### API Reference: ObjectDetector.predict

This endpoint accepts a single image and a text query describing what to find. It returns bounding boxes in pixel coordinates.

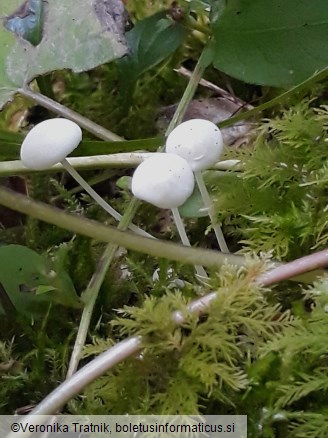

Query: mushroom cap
[20,118,82,170]
[131,153,195,209]
[166,119,224,171]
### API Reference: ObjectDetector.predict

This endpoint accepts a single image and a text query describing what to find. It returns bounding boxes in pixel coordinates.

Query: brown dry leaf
[156,97,254,146]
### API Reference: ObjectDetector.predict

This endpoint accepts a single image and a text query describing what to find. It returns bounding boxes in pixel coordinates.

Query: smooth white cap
[20,118,82,170]
[131,153,195,209]
[166,119,224,171]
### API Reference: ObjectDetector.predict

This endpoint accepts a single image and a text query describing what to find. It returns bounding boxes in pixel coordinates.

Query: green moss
[213,101,328,260]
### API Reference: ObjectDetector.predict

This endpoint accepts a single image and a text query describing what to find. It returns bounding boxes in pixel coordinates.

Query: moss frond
[213,101,328,260]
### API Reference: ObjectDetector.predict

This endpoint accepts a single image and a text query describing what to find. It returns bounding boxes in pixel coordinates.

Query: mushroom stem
[61,159,153,239]
[171,207,208,279]
[194,171,229,253]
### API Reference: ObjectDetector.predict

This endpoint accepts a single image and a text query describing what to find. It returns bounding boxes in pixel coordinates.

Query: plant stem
[165,47,210,136]
[0,156,241,177]
[18,87,123,142]
[257,249,328,286]
[0,185,322,284]
[175,249,328,319]
[194,171,229,253]
[0,187,243,270]
[66,198,140,377]
[219,66,328,129]
[51,170,115,201]
[182,14,211,36]
[36,75,55,101]
[171,208,208,279]
[61,159,153,239]
[5,337,144,438]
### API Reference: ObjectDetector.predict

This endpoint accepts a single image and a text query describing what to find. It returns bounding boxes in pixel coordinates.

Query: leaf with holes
[211,0,328,87]
[0,245,80,317]
[0,0,129,109]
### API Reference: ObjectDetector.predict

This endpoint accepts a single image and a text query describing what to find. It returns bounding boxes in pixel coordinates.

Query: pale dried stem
[194,171,229,253]
[0,157,241,177]
[172,207,208,279]
[61,159,153,238]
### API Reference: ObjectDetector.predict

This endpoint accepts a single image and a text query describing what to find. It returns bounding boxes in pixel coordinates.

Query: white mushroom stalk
[20,118,152,238]
[166,119,229,253]
[132,153,207,278]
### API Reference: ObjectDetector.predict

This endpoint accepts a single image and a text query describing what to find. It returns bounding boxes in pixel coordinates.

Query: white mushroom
[20,118,82,170]
[165,118,224,171]
[20,118,152,238]
[131,153,195,209]
[166,119,229,253]
[132,152,207,279]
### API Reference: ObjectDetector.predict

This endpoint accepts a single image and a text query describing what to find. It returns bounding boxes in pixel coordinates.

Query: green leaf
[0,244,52,316]
[75,136,163,157]
[179,170,225,218]
[116,175,132,191]
[0,4,18,110]
[0,133,163,160]
[49,243,81,309]
[35,285,56,295]
[0,129,23,160]
[211,0,328,87]
[179,186,207,218]
[0,129,22,143]
[0,0,129,109]
[117,11,187,91]
[0,245,80,317]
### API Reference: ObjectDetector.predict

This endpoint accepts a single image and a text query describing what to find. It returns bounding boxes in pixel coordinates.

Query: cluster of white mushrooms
[132,119,229,254]
[132,119,224,208]
[20,117,228,256]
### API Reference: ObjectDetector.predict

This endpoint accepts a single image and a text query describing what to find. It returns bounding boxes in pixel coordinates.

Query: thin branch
[166,47,211,135]
[19,87,123,142]
[0,186,244,270]
[257,249,328,286]
[219,66,328,129]
[66,198,140,378]
[171,207,208,279]
[0,156,241,177]
[194,171,229,253]
[61,159,153,239]
[5,337,143,438]
[3,181,326,286]
[178,249,328,320]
